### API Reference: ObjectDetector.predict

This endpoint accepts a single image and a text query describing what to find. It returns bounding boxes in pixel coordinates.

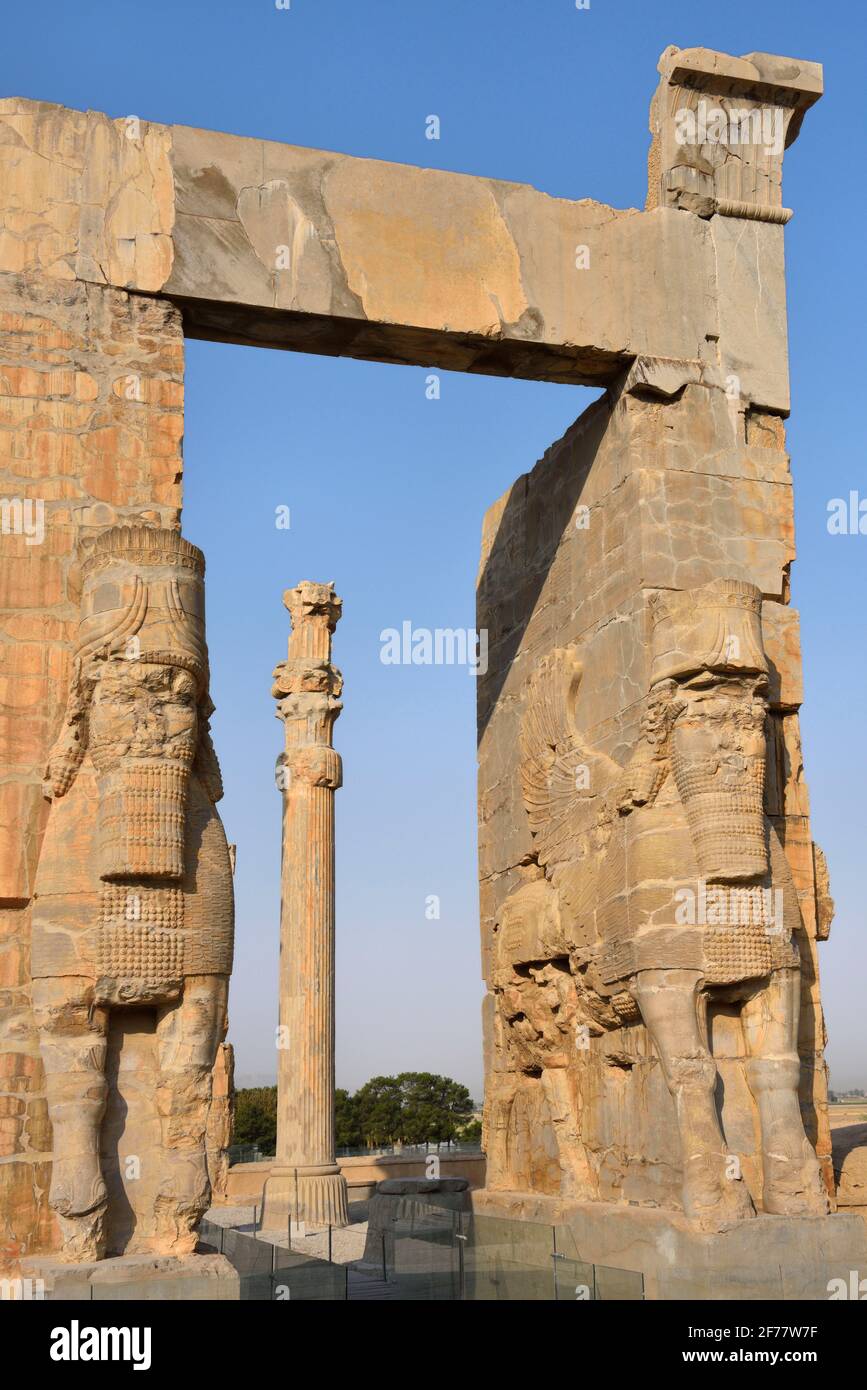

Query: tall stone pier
[267,582,348,1229]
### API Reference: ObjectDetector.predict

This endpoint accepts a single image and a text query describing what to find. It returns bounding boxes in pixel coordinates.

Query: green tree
[232,1086,277,1153]
[335,1087,362,1148]
[396,1072,473,1145]
[354,1075,403,1147]
[231,1073,476,1155]
[351,1072,473,1148]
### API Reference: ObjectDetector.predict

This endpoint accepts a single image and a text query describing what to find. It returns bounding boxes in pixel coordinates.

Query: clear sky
[6,0,865,1096]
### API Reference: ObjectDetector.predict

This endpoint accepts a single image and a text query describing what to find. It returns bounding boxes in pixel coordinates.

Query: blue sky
[7,0,865,1094]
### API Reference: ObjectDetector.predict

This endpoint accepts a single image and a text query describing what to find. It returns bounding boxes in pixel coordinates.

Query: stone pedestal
[262,1166,349,1230]
[269,582,348,1229]
[472,1189,867,1300]
[20,1251,239,1301]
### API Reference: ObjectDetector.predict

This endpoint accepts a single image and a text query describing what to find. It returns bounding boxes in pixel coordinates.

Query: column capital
[271,660,343,702]
[284,581,342,655]
[273,580,344,740]
[272,581,348,1225]
[648,46,823,223]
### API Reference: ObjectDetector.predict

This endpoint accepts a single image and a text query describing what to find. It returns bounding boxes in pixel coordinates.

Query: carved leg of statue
[540,1068,593,1199]
[483,1071,519,1190]
[32,977,109,1261]
[153,975,228,1254]
[634,968,754,1231]
[741,968,829,1217]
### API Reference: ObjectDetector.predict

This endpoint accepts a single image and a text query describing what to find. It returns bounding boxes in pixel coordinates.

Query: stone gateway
[1,44,865,1294]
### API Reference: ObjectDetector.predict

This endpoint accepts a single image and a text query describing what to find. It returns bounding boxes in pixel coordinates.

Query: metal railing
[197,1201,644,1301]
[198,1217,348,1300]
[227,1140,483,1166]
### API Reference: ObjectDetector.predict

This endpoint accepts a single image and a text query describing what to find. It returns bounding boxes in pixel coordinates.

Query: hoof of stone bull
[762,1185,830,1218]
[683,1165,756,1231]
[50,1167,108,1219]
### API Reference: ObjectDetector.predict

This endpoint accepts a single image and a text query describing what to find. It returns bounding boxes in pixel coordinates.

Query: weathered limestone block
[0,275,185,904]
[206,1041,235,1207]
[0,98,173,289]
[473,1188,866,1300]
[832,1124,867,1209]
[478,375,834,1228]
[0,264,185,1267]
[22,1248,239,1299]
[644,47,822,411]
[1,45,820,403]
[0,115,185,1261]
[648,47,822,222]
[0,100,89,282]
[168,132,709,384]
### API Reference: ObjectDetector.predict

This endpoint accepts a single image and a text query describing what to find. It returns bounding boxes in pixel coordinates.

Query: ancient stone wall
[0,47,835,1262]
[0,103,185,1263]
[474,49,837,1230]
[477,373,834,1211]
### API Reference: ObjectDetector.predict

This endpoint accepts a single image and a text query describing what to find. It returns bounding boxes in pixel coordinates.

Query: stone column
[269,581,348,1228]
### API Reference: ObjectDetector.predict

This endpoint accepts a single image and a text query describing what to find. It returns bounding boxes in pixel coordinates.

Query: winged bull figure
[485,578,828,1231]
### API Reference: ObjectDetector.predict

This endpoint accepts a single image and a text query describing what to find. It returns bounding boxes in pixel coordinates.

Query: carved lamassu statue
[486,579,829,1230]
[32,526,234,1261]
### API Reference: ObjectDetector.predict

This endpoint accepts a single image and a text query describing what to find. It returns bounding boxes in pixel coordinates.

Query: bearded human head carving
[49,526,221,883]
[648,579,770,882]
[489,575,828,1231]
[32,525,233,1263]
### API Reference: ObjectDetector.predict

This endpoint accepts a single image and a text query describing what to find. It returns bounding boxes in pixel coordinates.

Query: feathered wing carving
[519,647,624,949]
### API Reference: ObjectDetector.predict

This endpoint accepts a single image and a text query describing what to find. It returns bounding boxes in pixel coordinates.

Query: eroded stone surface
[206,1041,235,1207]
[832,1124,867,1208]
[0,42,835,1274]
[30,524,233,1261]
[477,371,835,1227]
[0,44,820,399]
[268,582,349,1229]
[0,270,184,1268]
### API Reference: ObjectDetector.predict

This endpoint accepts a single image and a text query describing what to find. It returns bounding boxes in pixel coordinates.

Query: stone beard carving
[32,526,234,1261]
[487,578,829,1231]
[669,682,768,882]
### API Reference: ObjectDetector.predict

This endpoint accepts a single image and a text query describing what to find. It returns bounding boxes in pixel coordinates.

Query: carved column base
[263,1165,349,1229]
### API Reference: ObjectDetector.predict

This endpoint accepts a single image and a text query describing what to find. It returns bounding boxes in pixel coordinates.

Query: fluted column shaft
[278,780,336,1166]
[270,581,348,1227]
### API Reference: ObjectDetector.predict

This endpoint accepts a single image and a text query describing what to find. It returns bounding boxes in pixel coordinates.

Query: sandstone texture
[473,1190,865,1301]
[22,1249,238,1299]
[206,1041,235,1208]
[475,48,839,1238]
[832,1123,867,1209]
[29,524,233,1262]
[0,43,848,1282]
[266,582,348,1229]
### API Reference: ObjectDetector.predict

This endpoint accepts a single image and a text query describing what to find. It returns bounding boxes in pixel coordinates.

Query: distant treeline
[232,1072,481,1152]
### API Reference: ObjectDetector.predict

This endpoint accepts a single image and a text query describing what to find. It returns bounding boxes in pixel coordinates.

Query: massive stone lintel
[0,46,820,404]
